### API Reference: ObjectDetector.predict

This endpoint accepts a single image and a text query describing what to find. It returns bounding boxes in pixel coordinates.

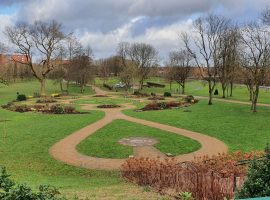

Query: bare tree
[69,50,94,93]
[5,20,66,96]
[163,66,175,91]
[218,26,240,98]
[168,50,192,94]
[119,64,136,92]
[0,42,8,85]
[182,14,230,105]
[239,22,270,112]
[128,43,159,90]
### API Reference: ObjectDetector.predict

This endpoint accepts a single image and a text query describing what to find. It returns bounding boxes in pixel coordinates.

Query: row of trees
[163,9,270,112]
[4,21,95,95]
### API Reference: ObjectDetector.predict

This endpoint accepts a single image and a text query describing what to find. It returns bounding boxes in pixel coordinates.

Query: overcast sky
[0,0,269,59]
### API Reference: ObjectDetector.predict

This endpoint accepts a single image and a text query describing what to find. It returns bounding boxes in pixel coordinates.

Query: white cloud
[80,18,194,59]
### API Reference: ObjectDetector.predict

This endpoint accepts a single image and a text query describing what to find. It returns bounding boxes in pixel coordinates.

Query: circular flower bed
[97,104,121,108]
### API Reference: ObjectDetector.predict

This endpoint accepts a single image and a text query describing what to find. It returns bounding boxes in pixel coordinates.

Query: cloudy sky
[0,0,269,59]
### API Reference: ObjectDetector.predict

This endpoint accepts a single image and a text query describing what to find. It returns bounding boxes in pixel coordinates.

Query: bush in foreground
[0,166,65,200]
[236,146,270,199]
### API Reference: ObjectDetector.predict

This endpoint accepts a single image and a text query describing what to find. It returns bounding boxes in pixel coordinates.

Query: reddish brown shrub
[121,152,264,200]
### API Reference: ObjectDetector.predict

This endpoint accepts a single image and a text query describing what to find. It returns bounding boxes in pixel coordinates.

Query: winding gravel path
[49,87,228,170]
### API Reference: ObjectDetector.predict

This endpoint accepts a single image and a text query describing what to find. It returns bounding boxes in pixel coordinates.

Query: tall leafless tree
[129,43,159,90]
[239,22,270,112]
[168,50,192,94]
[218,26,240,98]
[182,14,230,105]
[117,42,159,90]
[5,20,66,96]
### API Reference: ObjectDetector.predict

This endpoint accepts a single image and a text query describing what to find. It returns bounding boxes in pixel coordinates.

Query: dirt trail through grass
[50,86,228,170]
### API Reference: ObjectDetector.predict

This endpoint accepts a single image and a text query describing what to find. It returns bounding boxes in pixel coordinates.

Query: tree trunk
[222,84,226,98]
[80,84,84,93]
[169,82,172,91]
[66,80,70,94]
[249,89,253,101]
[230,82,233,97]
[251,87,259,112]
[182,82,185,94]
[208,81,213,105]
[59,79,64,93]
[139,79,144,90]
[40,79,46,96]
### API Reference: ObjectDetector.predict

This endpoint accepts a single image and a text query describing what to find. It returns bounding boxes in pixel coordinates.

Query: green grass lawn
[0,80,94,104]
[77,119,201,158]
[73,97,133,105]
[0,81,165,199]
[124,100,270,153]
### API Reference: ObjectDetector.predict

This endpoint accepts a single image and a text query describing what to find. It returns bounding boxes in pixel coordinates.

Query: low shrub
[0,166,65,200]
[64,106,76,114]
[150,92,156,96]
[183,95,199,104]
[50,104,65,114]
[1,102,14,109]
[133,91,140,96]
[164,92,172,97]
[16,94,27,101]
[214,89,219,95]
[103,83,113,90]
[14,105,31,113]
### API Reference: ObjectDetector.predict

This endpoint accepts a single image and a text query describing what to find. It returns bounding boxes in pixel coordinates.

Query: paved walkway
[50,87,228,170]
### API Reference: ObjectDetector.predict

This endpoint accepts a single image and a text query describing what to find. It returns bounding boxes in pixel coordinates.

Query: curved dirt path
[50,87,228,170]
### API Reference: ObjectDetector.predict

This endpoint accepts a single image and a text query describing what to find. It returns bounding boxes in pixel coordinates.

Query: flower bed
[1,102,81,114]
[140,101,189,111]
[97,104,121,108]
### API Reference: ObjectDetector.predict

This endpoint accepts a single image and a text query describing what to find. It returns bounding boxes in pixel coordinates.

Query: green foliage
[178,192,194,200]
[163,92,171,97]
[0,166,65,200]
[50,104,65,114]
[214,89,219,95]
[0,78,8,85]
[16,94,27,101]
[236,145,270,198]
[133,90,140,96]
